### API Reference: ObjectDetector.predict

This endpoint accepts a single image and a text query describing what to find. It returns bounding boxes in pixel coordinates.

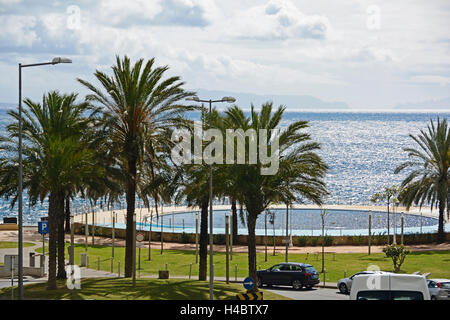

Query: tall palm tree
[176,107,224,280]
[395,118,449,243]
[225,103,328,288]
[78,55,196,277]
[179,163,211,280]
[0,91,103,289]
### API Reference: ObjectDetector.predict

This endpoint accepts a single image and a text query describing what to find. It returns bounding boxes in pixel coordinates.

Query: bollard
[118,261,121,277]
[40,254,46,276]
[235,264,237,282]
[323,269,326,288]
[189,263,192,279]
[165,263,168,271]
[80,253,87,267]
[29,252,35,267]
[344,270,347,278]
[111,257,114,273]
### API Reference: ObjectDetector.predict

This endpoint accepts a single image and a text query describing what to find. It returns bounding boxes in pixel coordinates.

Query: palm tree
[0,91,103,289]
[395,118,449,243]
[179,163,211,280]
[78,55,196,277]
[225,103,328,288]
[177,107,223,280]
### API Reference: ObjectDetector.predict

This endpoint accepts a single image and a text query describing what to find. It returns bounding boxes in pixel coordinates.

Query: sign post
[112,211,115,259]
[136,231,144,279]
[225,215,230,284]
[38,221,49,257]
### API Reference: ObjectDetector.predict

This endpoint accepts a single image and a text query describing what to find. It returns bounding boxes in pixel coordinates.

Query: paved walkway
[73,204,445,226]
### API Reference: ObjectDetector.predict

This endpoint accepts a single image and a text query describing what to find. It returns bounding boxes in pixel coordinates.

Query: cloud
[410,75,450,86]
[225,0,331,40]
[0,15,39,47]
[96,0,218,27]
[0,0,22,5]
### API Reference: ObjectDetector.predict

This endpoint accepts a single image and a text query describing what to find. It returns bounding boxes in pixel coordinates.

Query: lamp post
[17,57,71,300]
[186,95,236,301]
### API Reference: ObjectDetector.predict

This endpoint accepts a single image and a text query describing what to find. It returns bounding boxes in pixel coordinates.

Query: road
[266,286,349,300]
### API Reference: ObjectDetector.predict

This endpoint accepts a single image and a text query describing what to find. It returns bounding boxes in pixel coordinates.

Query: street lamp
[17,57,72,300]
[186,94,236,300]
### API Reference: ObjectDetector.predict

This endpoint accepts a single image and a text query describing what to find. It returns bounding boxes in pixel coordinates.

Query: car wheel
[305,285,313,290]
[339,283,348,294]
[292,280,303,290]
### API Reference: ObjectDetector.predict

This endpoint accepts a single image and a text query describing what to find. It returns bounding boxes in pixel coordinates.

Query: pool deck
[72,203,443,226]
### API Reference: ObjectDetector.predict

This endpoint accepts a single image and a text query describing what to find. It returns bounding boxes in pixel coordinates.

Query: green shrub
[323,235,333,246]
[352,235,364,245]
[311,237,319,246]
[215,233,226,245]
[180,232,191,244]
[297,236,308,247]
[383,244,410,273]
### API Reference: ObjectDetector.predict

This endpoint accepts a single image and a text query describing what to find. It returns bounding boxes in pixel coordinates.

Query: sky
[0,0,449,110]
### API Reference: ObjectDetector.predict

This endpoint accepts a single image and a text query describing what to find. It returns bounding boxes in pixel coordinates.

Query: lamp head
[221,96,236,103]
[52,57,72,64]
[186,95,200,102]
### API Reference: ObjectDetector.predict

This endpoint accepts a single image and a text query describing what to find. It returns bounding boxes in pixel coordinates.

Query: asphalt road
[266,286,349,300]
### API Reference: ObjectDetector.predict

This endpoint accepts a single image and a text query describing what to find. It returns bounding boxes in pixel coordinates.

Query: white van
[350,273,431,300]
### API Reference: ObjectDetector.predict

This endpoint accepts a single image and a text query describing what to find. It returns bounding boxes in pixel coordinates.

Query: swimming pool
[95,208,448,236]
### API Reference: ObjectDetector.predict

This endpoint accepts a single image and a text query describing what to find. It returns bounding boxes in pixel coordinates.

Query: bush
[180,232,191,244]
[382,244,410,273]
[352,235,364,245]
[215,233,226,245]
[297,236,308,247]
[311,237,319,246]
[323,235,333,246]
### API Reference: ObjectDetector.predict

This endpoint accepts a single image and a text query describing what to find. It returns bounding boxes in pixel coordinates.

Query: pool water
[96,208,447,236]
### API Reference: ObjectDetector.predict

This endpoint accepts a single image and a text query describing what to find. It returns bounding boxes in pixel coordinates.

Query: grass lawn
[0,241,35,249]
[36,243,450,283]
[0,277,290,300]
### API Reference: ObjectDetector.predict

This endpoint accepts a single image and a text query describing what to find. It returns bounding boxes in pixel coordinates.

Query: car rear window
[304,266,316,273]
[357,291,424,300]
[440,282,450,289]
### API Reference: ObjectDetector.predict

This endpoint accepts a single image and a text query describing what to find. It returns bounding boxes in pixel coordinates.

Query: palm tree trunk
[247,211,258,292]
[125,157,137,278]
[199,199,208,281]
[57,193,67,280]
[47,192,58,290]
[65,195,71,233]
[231,199,238,244]
[438,193,446,243]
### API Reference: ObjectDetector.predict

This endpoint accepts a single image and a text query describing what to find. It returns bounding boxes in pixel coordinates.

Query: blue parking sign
[38,221,49,235]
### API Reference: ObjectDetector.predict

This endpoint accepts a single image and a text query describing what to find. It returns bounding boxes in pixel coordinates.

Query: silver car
[427,279,450,300]
[337,271,390,294]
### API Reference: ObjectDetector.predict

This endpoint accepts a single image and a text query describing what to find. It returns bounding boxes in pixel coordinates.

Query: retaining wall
[73,223,450,247]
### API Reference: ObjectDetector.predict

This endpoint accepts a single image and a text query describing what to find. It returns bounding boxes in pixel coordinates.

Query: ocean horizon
[0,104,448,226]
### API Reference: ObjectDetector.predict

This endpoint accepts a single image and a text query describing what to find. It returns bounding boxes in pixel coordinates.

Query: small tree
[320,209,329,273]
[382,244,410,273]
[371,185,399,245]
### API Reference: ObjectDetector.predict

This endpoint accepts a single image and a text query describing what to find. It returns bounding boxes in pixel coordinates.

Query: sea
[0,103,449,227]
